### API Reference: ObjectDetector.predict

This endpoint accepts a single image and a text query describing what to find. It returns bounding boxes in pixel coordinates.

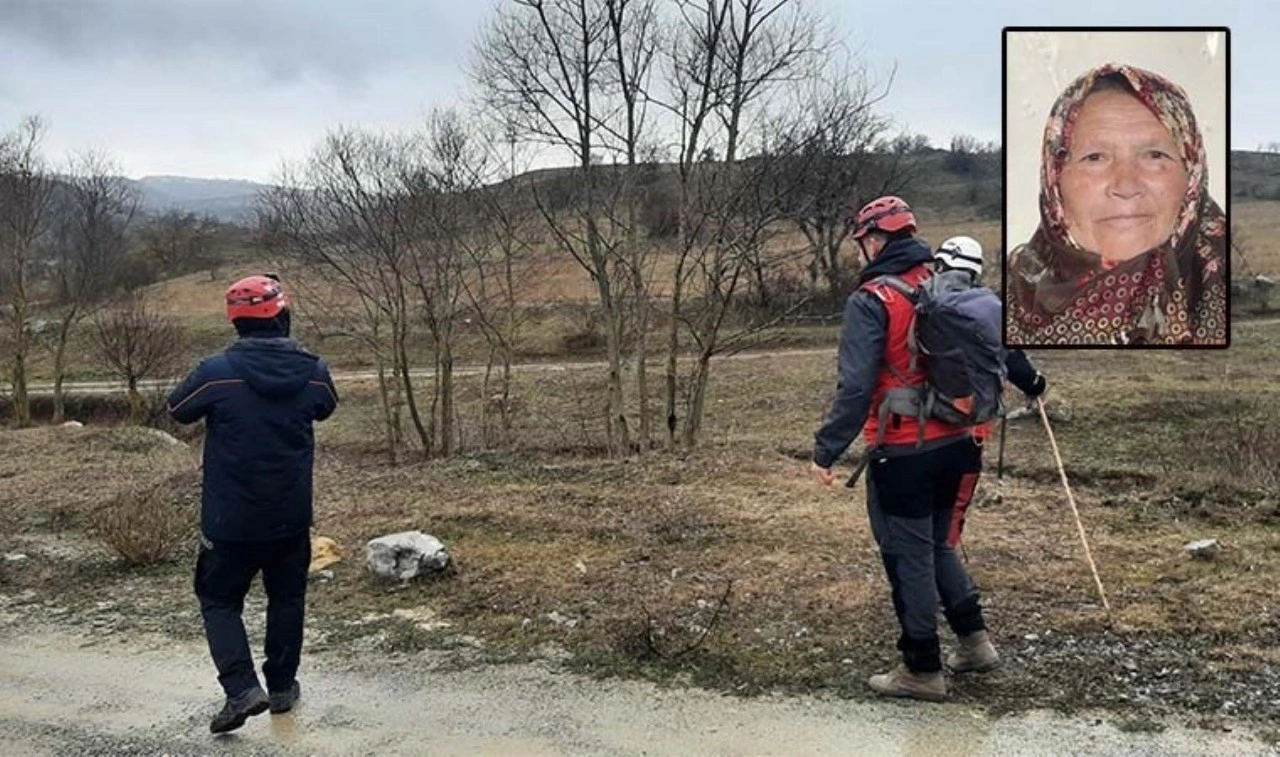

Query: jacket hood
[859,236,936,282]
[225,338,317,398]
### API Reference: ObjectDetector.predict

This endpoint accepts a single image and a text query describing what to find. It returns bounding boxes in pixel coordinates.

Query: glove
[1025,372,1047,399]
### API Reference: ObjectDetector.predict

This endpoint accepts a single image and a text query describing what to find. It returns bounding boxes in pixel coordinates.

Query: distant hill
[128,149,1279,227]
[132,176,268,224]
[1230,150,1280,200]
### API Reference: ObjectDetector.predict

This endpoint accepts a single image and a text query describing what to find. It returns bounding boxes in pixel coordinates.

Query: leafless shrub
[92,469,199,565]
[608,579,733,662]
[88,297,185,424]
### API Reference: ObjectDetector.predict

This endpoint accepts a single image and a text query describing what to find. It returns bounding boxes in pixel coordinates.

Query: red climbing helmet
[848,195,917,240]
[225,274,289,321]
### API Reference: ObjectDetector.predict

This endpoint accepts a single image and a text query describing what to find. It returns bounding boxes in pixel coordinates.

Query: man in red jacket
[811,197,987,702]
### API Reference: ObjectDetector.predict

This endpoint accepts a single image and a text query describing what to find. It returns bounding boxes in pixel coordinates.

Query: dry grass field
[3,320,1279,731]
[3,196,1279,740]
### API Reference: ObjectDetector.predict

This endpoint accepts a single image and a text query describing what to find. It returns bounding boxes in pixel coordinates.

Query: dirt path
[1,627,1271,757]
[27,348,836,397]
[26,310,1280,397]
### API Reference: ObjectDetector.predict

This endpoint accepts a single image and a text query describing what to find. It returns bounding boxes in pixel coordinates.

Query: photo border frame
[1000,25,1232,351]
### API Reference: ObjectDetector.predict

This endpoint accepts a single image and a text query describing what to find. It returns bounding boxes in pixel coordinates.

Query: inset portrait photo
[1003,28,1229,348]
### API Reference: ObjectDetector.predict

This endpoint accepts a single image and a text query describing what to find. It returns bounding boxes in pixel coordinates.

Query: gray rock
[60,421,83,429]
[545,611,578,629]
[3,553,28,562]
[1185,539,1221,560]
[140,427,186,447]
[365,531,451,581]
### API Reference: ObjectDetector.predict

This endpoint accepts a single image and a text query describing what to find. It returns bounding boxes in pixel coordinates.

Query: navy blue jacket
[1004,348,1045,397]
[167,337,339,542]
[813,236,937,468]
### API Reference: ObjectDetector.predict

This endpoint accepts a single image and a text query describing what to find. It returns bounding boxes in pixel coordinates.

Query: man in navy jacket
[167,274,338,734]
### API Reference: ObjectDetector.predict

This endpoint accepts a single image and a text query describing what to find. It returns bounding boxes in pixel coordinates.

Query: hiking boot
[947,630,1000,674]
[269,680,301,714]
[867,665,947,702]
[210,686,269,734]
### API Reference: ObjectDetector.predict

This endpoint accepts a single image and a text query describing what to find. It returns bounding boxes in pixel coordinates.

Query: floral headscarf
[1007,63,1227,346]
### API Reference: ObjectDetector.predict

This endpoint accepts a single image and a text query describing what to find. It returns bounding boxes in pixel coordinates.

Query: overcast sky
[0,0,1266,182]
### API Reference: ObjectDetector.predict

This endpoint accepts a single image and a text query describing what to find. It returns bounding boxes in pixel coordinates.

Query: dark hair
[233,309,291,339]
[1087,72,1137,97]
[874,228,914,244]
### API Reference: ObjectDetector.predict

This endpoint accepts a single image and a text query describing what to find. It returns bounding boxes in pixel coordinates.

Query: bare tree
[715,0,822,164]
[404,108,495,458]
[0,116,56,427]
[260,129,431,460]
[949,134,981,154]
[140,209,218,277]
[44,150,139,423]
[472,0,640,456]
[455,123,545,447]
[768,63,910,297]
[89,298,185,424]
[602,0,661,452]
[885,132,931,155]
[653,0,821,447]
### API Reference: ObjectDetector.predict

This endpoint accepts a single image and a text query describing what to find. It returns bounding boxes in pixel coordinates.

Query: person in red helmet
[167,274,338,733]
[811,196,992,702]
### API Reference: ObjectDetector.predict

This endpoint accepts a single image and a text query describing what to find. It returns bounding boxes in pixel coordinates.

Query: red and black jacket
[813,236,968,468]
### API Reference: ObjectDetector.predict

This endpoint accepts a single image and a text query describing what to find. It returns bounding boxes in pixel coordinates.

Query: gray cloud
[0,0,1268,182]
[0,0,494,85]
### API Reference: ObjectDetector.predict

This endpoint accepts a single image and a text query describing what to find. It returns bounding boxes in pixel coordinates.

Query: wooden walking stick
[1036,396,1114,625]
[995,412,1008,504]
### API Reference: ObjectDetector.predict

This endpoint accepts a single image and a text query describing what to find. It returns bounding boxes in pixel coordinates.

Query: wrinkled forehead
[1053,65,1197,157]
[1068,90,1180,150]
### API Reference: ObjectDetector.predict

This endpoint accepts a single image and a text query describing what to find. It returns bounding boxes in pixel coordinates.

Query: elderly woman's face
[1058,90,1189,262]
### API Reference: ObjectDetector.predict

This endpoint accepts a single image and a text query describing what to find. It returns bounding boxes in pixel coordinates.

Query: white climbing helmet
[935,236,984,279]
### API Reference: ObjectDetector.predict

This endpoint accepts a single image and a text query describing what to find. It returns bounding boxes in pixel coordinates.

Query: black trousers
[194,532,310,697]
[867,437,987,673]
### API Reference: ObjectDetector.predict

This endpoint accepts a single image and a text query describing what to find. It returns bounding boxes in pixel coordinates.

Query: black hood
[859,236,936,283]
[233,310,291,339]
[225,338,317,399]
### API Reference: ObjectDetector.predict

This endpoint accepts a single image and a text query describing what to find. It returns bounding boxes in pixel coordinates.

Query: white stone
[1184,539,1221,560]
[140,427,186,446]
[545,611,578,629]
[365,531,450,581]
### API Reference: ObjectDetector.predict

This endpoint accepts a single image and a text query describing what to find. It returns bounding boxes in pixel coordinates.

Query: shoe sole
[948,659,1001,674]
[211,699,270,734]
[270,684,301,714]
[868,678,948,702]
[870,686,948,702]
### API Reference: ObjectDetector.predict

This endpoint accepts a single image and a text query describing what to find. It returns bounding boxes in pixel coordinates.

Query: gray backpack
[868,269,1007,448]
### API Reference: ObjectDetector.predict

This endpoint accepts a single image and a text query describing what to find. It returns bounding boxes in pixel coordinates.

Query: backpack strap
[872,274,917,298]
[864,274,923,379]
[862,272,932,450]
